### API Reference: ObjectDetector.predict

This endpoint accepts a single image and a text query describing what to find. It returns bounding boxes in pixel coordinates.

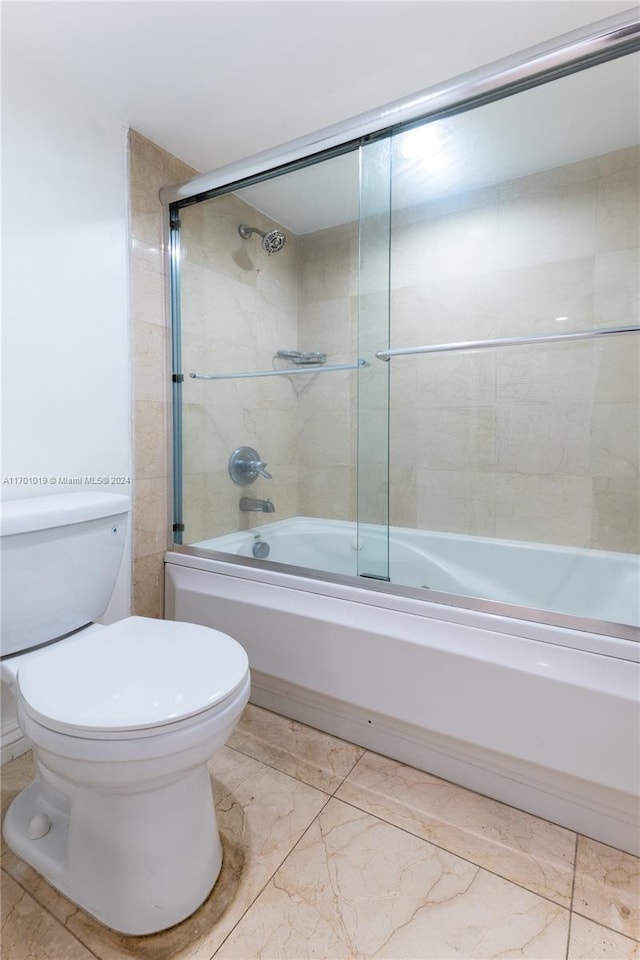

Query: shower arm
[375,324,640,360]
[238,224,266,240]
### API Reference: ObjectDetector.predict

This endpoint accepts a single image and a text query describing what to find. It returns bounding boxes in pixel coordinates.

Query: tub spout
[240,497,275,513]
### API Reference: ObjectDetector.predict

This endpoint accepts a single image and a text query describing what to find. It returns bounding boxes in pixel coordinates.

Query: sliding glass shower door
[170,39,639,634]
[172,146,370,579]
[378,50,639,625]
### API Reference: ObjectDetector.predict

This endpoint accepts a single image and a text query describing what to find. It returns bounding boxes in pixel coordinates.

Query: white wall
[1,54,132,756]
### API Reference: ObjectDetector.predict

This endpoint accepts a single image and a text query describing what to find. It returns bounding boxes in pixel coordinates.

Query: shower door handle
[375,324,640,360]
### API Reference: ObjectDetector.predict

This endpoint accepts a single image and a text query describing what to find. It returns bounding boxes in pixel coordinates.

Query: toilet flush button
[28,812,51,840]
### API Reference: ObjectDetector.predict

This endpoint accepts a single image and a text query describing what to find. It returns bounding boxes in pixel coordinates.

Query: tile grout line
[335,790,640,946]
[331,791,576,916]
[221,743,335,798]
[209,792,334,960]
[3,742,347,960]
[231,718,620,847]
[357,747,593,839]
[8,741,638,954]
[222,741,638,942]
[223,740,368,798]
[209,747,366,958]
[337,748,367,788]
[210,749,632,958]
[565,833,580,960]
[0,866,103,960]
[570,908,640,946]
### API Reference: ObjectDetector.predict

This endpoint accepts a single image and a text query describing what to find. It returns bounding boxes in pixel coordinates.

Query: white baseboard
[250,669,640,857]
[1,721,30,765]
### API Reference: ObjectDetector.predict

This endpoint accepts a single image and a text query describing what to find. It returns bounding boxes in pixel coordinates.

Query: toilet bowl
[2,617,250,935]
[1,494,251,935]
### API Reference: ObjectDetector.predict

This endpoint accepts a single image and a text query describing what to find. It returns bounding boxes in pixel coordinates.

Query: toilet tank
[1,493,130,657]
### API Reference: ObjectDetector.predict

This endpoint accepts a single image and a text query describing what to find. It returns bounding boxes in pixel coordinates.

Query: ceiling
[3,0,637,179]
[235,49,639,233]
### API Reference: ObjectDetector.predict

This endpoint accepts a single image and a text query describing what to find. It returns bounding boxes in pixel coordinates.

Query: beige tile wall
[388,145,639,551]
[129,131,195,616]
[297,222,359,520]
[295,146,638,553]
[179,195,299,543]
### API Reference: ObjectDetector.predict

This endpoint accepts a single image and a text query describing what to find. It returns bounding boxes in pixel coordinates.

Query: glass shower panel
[385,51,640,627]
[356,137,392,581]
[175,190,306,549]
[172,148,364,576]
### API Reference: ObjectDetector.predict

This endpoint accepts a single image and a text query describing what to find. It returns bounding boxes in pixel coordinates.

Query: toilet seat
[16,616,249,740]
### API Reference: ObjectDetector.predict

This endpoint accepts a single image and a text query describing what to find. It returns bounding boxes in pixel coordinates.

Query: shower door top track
[160,10,638,208]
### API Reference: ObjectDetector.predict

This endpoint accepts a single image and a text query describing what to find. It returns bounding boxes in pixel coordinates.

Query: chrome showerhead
[238,223,286,255]
[262,229,286,255]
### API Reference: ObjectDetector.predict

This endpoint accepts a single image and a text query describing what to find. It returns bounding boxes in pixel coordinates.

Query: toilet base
[3,759,223,935]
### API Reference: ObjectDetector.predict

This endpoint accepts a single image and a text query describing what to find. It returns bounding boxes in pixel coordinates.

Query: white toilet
[0,492,250,935]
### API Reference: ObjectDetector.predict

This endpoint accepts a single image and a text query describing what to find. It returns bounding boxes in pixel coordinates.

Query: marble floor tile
[336,750,576,906]
[1,870,94,960]
[1,750,35,815]
[227,702,365,793]
[3,749,327,960]
[568,915,640,959]
[4,730,637,960]
[211,742,276,801]
[1,750,34,819]
[573,836,640,940]
[1,751,35,861]
[215,797,570,959]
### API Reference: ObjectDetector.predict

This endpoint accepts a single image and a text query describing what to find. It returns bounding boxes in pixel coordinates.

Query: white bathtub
[165,517,640,855]
[193,517,640,628]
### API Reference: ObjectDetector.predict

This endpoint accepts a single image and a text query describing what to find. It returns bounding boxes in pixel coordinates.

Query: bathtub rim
[165,547,640,659]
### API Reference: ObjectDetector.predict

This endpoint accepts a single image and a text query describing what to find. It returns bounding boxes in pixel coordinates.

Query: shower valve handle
[229,446,272,484]
[252,460,272,480]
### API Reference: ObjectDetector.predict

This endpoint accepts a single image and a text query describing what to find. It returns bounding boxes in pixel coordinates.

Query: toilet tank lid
[1,493,130,537]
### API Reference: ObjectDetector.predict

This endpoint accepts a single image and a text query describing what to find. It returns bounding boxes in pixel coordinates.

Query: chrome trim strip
[166,545,640,648]
[169,214,184,544]
[190,359,368,380]
[160,10,638,206]
[376,325,640,361]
